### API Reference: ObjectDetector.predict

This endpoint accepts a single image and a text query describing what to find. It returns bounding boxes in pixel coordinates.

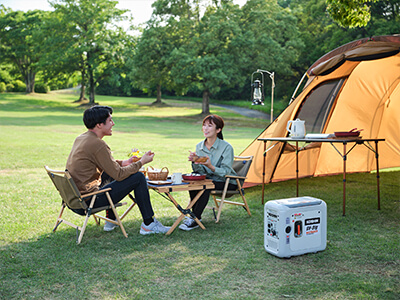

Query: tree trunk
[89,75,95,105]
[88,62,95,105]
[154,84,162,103]
[77,64,87,102]
[25,71,35,93]
[202,90,210,115]
[79,84,86,101]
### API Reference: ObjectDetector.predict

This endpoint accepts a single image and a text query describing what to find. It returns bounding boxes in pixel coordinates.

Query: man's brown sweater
[66,131,142,196]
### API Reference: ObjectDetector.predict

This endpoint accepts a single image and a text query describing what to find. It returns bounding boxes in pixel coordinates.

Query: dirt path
[212,104,271,120]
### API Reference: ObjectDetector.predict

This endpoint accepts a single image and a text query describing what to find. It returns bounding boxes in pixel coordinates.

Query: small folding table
[147,179,215,235]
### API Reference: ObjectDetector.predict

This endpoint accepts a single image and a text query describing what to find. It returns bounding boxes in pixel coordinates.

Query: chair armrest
[81,187,112,198]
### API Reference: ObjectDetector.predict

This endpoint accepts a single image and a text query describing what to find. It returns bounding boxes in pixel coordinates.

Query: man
[66,105,170,235]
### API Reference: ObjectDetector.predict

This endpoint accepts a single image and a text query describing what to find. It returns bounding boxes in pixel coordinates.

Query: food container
[182,173,206,181]
[194,156,207,163]
[334,128,362,137]
[147,166,169,181]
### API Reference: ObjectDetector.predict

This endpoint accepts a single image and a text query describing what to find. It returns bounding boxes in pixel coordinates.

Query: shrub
[0,82,6,93]
[10,80,26,92]
[6,83,14,91]
[35,82,49,93]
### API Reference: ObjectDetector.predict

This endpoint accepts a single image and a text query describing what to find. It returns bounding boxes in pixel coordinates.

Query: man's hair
[83,105,113,129]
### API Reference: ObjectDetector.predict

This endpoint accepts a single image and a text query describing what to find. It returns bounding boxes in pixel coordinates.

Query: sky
[0,0,247,29]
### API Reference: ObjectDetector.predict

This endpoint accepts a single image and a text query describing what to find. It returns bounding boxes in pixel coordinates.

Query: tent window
[296,79,344,133]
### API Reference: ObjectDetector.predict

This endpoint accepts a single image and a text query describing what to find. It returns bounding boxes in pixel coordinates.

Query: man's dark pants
[72,172,154,221]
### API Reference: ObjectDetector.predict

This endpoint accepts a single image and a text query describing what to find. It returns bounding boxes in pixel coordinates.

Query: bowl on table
[182,173,206,181]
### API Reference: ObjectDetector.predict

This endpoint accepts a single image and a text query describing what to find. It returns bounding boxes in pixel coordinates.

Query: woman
[179,114,237,231]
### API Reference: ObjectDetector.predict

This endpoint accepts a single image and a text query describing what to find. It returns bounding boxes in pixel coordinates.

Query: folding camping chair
[211,156,253,223]
[45,166,136,244]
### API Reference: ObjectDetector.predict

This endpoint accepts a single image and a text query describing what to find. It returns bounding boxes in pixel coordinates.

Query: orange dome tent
[241,35,400,186]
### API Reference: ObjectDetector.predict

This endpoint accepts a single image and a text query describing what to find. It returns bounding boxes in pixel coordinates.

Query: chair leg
[239,191,251,216]
[105,192,128,238]
[213,195,220,209]
[53,203,66,232]
[237,179,251,217]
[77,214,90,244]
[119,193,136,221]
[93,214,101,226]
[77,195,97,244]
[216,179,230,223]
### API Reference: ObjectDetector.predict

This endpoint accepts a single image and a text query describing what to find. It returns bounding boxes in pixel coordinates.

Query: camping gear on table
[286,118,306,138]
[334,128,363,137]
[241,35,400,186]
[264,196,327,258]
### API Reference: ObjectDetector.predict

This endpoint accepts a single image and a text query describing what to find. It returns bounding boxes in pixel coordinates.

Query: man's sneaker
[140,219,171,235]
[178,216,201,231]
[104,220,118,232]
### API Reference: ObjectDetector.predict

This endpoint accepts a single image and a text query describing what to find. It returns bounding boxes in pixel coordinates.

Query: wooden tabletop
[147,179,215,193]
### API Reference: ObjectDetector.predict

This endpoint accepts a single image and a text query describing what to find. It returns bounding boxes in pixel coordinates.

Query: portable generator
[264,196,327,258]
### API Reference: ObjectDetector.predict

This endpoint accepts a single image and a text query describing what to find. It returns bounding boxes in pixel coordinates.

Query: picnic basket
[147,166,169,181]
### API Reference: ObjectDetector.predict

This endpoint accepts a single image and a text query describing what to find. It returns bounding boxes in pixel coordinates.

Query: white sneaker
[140,219,171,235]
[104,221,118,232]
[178,216,201,231]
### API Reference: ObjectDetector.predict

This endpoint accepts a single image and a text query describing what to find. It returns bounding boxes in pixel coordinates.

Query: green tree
[239,0,303,102]
[49,0,130,104]
[0,8,49,93]
[367,0,400,34]
[326,0,379,28]
[167,1,246,114]
[37,9,85,97]
[284,0,400,74]
[128,22,175,104]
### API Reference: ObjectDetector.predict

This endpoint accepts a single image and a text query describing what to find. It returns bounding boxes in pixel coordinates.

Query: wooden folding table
[147,179,215,235]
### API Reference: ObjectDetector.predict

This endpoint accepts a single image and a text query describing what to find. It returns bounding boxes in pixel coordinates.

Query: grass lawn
[0,92,399,299]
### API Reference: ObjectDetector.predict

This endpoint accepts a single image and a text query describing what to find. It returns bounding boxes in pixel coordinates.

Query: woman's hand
[188,151,197,162]
[202,156,214,171]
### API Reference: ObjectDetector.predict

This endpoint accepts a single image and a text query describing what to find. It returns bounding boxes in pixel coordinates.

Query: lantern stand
[251,69,275,123]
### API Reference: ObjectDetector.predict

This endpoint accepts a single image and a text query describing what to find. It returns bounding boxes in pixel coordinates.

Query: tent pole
[289,72,307,105]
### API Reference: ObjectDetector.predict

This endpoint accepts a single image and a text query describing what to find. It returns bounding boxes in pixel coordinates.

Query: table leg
[343,142,347,216]
[375,141,381,210]
[165,190,206,235]
[262,141,266,204]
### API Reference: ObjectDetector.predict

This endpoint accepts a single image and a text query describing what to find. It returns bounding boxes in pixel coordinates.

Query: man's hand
[140,150,155,165]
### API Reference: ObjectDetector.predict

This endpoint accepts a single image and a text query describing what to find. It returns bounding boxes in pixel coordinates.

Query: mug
[171,173,182,184]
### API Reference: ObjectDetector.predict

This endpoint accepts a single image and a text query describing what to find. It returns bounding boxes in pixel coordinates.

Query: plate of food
[193,156,208,163]
[147,180,172,185]
[182,173,206,181]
